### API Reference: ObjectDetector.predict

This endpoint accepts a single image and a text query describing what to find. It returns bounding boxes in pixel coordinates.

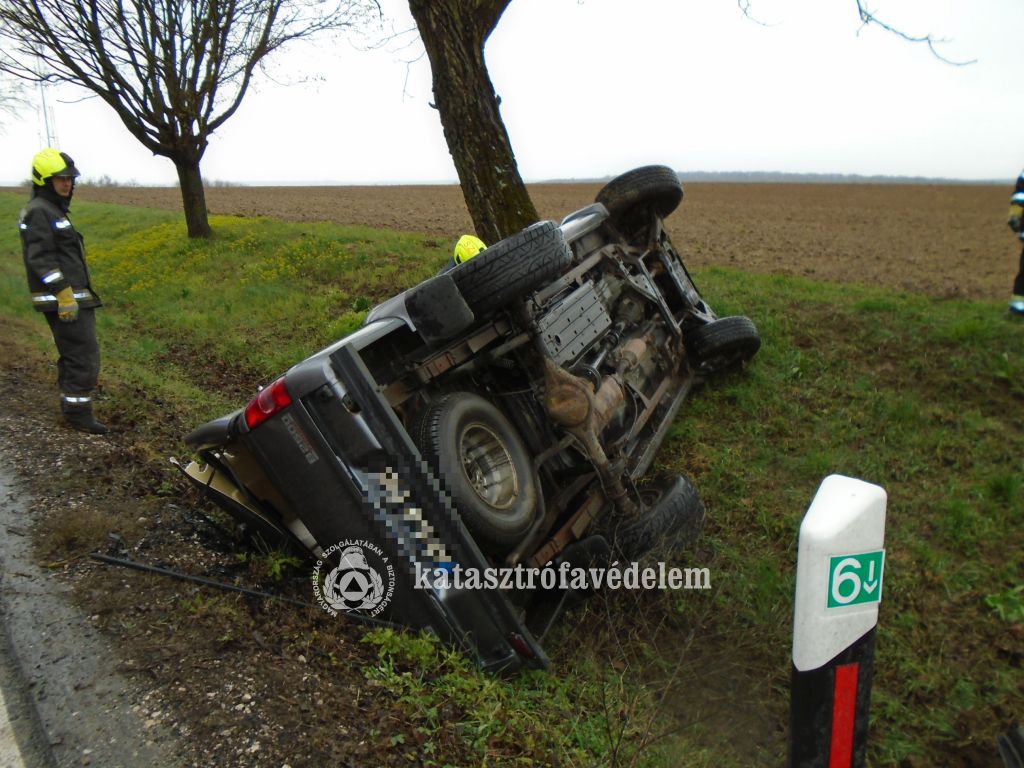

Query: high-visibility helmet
[32,147,80,186]
[453,234,487,265]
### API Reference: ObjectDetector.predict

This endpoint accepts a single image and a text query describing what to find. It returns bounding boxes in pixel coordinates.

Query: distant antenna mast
[39,82,58,146]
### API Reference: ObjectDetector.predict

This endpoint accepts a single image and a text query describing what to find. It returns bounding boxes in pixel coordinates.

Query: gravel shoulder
[0,465,183,768]
[0,332,186,767]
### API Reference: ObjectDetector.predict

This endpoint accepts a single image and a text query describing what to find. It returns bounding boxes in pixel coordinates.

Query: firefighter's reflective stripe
[53,218,72,230]
[61,395,91,404]
[32,289,95,304]
[1013,192,1024,205]
[41,270,63,285]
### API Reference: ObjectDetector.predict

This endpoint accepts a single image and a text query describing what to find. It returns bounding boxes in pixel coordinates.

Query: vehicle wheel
[416,392,539,555]
[596,165,684,223]
[685,315,761,374]
[450,221,571,317]
[609,474,705,561]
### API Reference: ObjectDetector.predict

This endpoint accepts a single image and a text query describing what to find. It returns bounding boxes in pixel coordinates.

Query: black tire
[609,475,705,560]
[416,392,539,555]
[449,221,571,317]
[596,165,684,223]
[685,315,761,374]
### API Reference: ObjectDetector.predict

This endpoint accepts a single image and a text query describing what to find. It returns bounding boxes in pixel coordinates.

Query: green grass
[0,192,452,424]
[1,192,1021,766]
[360,627,672,766]
[652,269,1024,765]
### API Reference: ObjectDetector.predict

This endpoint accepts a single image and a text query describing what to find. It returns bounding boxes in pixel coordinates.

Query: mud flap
[405,272,475,346]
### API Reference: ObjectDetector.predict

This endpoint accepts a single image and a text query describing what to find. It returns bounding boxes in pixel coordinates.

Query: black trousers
[1015,245,1024,297]
[44,308,100,404]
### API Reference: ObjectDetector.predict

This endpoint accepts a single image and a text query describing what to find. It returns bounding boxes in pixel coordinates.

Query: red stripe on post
[829,662,860,768]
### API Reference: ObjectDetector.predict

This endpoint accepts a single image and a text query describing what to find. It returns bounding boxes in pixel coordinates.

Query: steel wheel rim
[459,423,518,510]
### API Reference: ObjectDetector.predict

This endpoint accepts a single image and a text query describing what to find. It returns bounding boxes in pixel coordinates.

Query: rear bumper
[184,412,238,448]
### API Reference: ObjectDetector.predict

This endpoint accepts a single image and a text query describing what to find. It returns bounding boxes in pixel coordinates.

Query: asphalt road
[0,464,182,768]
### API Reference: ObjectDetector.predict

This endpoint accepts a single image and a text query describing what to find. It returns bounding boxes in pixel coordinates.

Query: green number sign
[827,550,885,608]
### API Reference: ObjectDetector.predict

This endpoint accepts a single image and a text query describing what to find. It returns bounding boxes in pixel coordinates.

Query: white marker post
[789,475,887,768]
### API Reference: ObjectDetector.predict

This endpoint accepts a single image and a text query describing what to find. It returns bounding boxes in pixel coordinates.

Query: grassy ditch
[0,192,1021,766]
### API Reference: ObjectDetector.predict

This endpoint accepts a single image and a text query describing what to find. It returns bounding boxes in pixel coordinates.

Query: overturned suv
[180,166,760,672]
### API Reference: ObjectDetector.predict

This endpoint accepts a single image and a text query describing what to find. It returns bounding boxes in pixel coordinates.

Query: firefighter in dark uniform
[19,148,108,434]
[1007,169,1024,315]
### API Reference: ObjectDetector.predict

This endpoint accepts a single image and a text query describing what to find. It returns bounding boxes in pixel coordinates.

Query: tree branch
[854,1,976,66]
[737,0,976,65]
[473,0,510,41]
[736,0,770,27]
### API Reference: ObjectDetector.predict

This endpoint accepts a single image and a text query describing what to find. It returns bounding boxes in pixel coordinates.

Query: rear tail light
[244,376,292,430]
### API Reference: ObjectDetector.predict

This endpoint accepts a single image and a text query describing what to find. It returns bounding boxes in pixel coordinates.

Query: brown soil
[72,181,1019,302]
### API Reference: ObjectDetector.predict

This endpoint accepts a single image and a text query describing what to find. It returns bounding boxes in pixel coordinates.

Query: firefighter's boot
[62,400,109,435]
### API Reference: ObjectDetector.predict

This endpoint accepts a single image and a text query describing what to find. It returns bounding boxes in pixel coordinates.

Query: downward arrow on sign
[863,561,878,593]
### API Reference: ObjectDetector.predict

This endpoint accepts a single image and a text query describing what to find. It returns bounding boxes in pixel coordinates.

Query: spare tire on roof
[596,165,684,225]
[449,221,572,317]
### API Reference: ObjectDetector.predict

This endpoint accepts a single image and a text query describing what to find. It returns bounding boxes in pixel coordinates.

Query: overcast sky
[1,0,1020,186]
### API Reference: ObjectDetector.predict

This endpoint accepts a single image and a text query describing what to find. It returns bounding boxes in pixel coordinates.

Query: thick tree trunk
[408,0,538,244]
[173,158,212,238]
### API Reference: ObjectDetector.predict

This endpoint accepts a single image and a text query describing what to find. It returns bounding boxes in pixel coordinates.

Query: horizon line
[0,170,1008,188]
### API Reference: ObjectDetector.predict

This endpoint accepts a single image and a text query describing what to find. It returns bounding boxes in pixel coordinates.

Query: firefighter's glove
[1009,205,1023,233]
[56,286,79,323]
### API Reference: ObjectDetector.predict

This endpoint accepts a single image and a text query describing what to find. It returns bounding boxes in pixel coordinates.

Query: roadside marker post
[789,475,887,768]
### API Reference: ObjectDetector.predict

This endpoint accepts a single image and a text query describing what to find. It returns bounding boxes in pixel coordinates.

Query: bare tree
[407,0,535,244]
[0,0,381,237]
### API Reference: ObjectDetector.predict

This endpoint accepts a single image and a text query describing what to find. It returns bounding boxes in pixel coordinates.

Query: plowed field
[67,181,1018,302]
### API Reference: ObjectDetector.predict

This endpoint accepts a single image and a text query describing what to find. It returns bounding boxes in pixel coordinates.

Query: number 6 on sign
[828,551,885,608]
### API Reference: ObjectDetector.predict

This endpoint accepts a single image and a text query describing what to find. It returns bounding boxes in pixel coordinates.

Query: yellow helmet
[32,147,80,186]
[453,234,487,265]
